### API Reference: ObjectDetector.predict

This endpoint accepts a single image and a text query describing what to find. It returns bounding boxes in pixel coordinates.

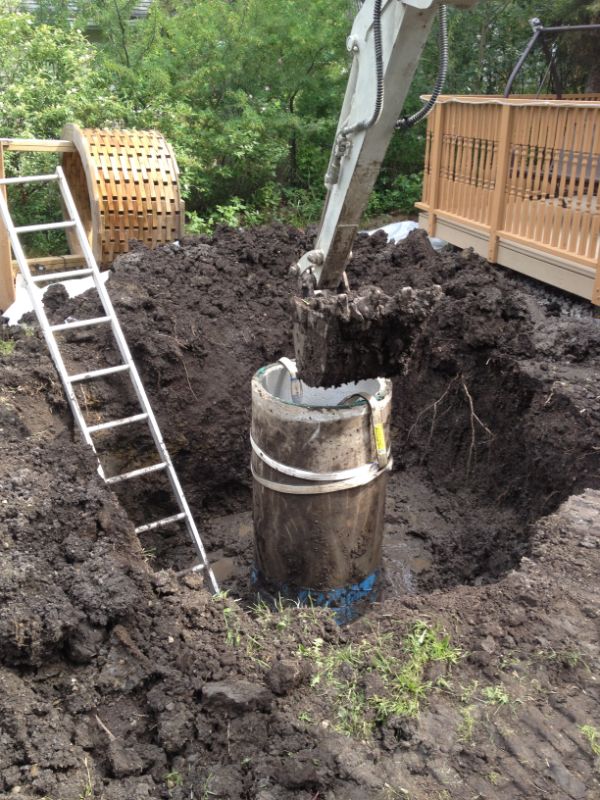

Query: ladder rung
[174,562,207,577]
[15,220,76,235]
[68,364,130,383]
[106,462,167,485]
[50,316,111,332]
[87,413,148,433]
[32,268,93,283]
[0,173,59,186]
[135,512,186,534]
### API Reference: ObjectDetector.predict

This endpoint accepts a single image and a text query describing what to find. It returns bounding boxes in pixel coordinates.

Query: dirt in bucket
[292,282,443,387]
[1,224,600,799]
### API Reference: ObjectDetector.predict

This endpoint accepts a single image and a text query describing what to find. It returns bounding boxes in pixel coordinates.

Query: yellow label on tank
[374,422,386,453]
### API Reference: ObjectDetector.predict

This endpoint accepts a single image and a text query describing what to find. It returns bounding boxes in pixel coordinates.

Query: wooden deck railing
[417,95,600,304]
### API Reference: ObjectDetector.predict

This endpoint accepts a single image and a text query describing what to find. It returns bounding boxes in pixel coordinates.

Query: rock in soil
[202,679,273,712]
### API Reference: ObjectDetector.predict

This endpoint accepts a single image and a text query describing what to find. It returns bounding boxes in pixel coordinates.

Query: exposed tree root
[407,374,494,475]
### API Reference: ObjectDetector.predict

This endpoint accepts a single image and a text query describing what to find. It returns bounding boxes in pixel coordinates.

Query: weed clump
[0,339,15,356]
[581,724,600,757]
[300,621,461,738]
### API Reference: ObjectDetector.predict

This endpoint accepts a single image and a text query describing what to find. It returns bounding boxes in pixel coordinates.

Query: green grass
[164,770,183,791]
[458,704,477,742]
[300,621,462,739]
[212,592,243,648]
[0,339,15,356]
[79,758,94,800]
[488,771,502,786]
[381,786,412,799]
[481,685,511,706]
[211,600,462,741]
[212,593,324,668]
[536,647,589,671]
[581,724,600,756]
[140,546,156,562]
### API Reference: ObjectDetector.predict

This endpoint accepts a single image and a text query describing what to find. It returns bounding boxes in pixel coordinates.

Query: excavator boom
[293,0,476,385]
[297,0,475,291]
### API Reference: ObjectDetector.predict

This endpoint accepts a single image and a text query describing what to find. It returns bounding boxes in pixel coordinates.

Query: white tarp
[2,271,110,326]
[367,219,447,251]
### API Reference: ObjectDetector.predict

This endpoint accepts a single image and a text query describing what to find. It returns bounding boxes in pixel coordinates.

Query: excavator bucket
[292,284,442,387]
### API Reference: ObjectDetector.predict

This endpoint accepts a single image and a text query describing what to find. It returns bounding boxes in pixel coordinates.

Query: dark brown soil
[1,225,600,799]
[292,283,443,386]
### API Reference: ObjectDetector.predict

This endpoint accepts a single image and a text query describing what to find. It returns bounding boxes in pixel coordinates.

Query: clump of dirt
[292,283,443,386]
[1,224,600,798]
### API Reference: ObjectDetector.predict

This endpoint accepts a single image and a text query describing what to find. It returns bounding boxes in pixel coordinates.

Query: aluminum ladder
[0,166,219,593]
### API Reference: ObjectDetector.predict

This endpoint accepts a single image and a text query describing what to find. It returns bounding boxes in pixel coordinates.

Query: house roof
[19,1,152,18]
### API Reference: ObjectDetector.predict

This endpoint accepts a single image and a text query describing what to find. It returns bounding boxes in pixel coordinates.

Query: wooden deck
[416,95,600,304]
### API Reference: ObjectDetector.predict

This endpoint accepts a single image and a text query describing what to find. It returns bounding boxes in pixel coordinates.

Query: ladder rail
[1,167,218,593]
[0,186,104,475]
[56,166,219,593]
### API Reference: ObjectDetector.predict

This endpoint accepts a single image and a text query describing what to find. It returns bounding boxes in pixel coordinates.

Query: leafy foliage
[0,1,128,251]
[0,6,124,137]
[74,0,351,219]
[0,338,15,356]
[580,723,600,756]
[1,0,599,238]
[443,0,600,97]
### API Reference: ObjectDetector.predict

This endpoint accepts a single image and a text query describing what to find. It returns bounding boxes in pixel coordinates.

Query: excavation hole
[46,226,600,603]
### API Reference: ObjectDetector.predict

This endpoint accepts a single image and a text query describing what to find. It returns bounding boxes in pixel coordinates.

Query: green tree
[0,1,127,247]
[0,4,125,137]
[543,0,600,92]
[7,0,597,233]
[441,0,600,97]
[74,0,352,218]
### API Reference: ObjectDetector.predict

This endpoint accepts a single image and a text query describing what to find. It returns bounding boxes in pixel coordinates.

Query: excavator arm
[293,0,476,385]
[295,0,476,291]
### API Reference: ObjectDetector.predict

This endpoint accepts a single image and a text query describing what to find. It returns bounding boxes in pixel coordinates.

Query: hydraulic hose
[342,0,384,136]
[325,0,383,186]
[397,3,448,130]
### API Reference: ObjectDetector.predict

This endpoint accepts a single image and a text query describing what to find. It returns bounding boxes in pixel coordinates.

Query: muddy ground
[1,226,600,799]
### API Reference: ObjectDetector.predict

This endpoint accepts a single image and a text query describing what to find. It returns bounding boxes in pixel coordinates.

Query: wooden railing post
[593,250,600,306]
[487,103,513,263]
[426,102,445,236]
[0,141,15,311]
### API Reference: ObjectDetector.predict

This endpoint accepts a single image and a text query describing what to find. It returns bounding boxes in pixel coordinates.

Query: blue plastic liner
[251,567,380,624]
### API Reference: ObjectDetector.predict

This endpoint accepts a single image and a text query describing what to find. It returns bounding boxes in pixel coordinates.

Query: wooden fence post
[593,250,600,306]
[427,102,445,236]
[487,103,513,263]
[0,142,16,311]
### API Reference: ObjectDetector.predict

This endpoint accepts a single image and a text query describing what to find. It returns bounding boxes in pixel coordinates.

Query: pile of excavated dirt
[1,225,600,799]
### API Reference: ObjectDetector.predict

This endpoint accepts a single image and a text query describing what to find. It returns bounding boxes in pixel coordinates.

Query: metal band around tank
[252,382,391,494]
[250,459,393,495]
[250,435,392,494]
[250,435,386,482]
[338,391,388,468]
